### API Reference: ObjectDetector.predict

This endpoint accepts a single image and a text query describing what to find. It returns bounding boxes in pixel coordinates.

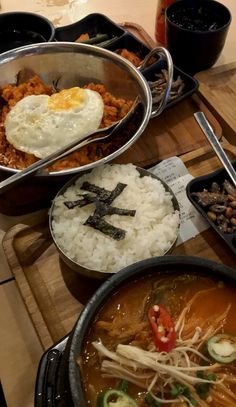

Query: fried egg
[5,87,104,158]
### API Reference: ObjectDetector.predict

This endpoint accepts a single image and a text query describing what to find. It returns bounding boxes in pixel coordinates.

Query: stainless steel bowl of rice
[49,163,180,279]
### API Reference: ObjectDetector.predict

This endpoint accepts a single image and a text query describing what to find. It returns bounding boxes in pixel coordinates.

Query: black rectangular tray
[186,162,236,255]
[55,13,199,109]
[55,13,126,43]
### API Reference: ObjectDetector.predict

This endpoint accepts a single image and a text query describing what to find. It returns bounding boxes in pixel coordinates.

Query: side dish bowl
[186,161,236,255]
[0,11,55,53]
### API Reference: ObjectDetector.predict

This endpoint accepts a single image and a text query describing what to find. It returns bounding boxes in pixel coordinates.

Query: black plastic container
[0,11,55,53]
[105,32,153,65]
[186,161,236,255]
[166,0,232,74]
[55,13,125,43]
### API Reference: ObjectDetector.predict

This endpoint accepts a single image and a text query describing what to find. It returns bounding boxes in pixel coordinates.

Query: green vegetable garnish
[144,393,160,406]
[195,371,216,400]
[97,389,138,407]
[207,334,236,363]
[171,383,196,406]
[117,380,129,393]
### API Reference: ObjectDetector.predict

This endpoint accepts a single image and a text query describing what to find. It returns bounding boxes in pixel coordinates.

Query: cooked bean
[230,218,236,226]
[207,211,217,221]
[229,201,236,208]
[192,179,236,234]
[225,207,233,218]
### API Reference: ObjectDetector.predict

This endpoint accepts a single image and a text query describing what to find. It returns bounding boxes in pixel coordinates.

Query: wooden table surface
[0,1,236,406]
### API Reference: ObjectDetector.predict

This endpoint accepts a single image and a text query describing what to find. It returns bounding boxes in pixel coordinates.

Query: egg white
[5,87,104,158]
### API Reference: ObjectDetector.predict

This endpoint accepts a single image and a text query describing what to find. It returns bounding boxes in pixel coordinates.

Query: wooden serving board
[115,94,222,167]
[2,142,236,351]
[196,62,236,145]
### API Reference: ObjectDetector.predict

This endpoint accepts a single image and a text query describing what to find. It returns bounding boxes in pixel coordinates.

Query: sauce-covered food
[80,273,236,406]
[192,179,236,234]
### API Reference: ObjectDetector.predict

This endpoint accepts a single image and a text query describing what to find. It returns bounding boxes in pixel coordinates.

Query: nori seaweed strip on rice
[94,199,136,217]
[63,181,136,240]
[64,194,95,209]
[84,215,126,241]
[81,181,127,204]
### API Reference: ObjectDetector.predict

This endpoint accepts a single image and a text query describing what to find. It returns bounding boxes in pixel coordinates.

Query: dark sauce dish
[0,12,55,53]
[186,161,236,255]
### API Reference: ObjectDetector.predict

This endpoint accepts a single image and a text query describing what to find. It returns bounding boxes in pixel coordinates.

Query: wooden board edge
[2,223,54,350]
[180,141,236,166]
[120,21,156,48]
[195,62,236,144]
[195,62,236,81]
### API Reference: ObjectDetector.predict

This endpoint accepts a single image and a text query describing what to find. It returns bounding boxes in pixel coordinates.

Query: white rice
[51,164,180,273]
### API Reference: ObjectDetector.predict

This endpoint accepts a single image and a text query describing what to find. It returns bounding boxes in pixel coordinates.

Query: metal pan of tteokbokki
[0,41,172,180]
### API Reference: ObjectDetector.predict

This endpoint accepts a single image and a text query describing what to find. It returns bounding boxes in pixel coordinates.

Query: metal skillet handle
[138,47,174,118]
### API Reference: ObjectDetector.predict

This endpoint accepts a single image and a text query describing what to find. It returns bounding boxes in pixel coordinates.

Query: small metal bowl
[49,164,180,279]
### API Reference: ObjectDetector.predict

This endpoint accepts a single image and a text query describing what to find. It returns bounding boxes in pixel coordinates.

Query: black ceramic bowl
[186,161,236,255]
[0,11,55,53]
[35,255,236,406]
[166,0,231,74]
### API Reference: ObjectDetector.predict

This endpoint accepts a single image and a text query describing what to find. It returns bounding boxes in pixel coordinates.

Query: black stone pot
[35,255,236,406]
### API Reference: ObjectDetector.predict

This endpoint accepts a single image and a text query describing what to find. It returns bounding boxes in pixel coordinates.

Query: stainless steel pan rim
[0,42,173,177]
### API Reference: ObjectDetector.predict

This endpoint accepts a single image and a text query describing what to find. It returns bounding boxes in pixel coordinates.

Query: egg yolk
[48,87,86,111]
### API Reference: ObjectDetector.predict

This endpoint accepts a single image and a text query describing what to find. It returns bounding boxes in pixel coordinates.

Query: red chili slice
[148,304,176,352]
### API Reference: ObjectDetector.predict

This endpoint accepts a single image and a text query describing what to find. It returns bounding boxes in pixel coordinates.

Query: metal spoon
[194,111,236,188]
[0,97,141,195]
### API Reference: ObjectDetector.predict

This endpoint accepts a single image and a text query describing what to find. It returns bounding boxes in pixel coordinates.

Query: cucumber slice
[207,334,236,364]
[98,389,139,407]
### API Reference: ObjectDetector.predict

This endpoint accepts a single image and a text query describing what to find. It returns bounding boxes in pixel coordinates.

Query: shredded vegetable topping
[91,287,236,406]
